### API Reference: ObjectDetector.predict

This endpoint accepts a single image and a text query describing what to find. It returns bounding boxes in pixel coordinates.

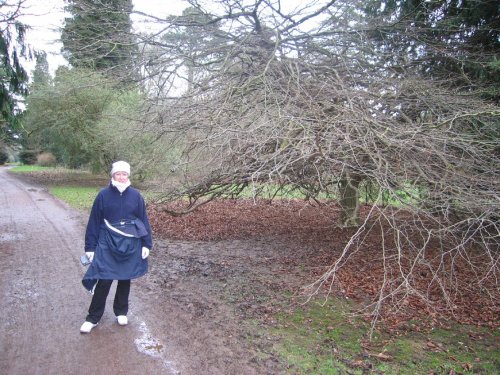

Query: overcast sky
[20,0,189,75]
[19,0,324,76]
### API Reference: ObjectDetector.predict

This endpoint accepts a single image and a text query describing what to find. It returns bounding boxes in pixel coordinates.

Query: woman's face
[112,171,129,183]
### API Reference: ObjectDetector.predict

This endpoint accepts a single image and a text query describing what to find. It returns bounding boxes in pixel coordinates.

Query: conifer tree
[61,0,137,83]
[0,0,30,146]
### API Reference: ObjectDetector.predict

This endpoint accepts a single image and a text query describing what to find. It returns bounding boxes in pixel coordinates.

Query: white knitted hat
[111,161,131,176]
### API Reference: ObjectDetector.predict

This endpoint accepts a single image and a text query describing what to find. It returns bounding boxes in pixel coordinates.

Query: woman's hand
[141,247,150,259]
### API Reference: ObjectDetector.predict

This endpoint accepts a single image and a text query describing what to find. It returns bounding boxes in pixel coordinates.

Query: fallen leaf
[352,359,365,367]
[374,352,393,361]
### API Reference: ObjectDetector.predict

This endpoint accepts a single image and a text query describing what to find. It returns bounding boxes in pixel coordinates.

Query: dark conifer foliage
[61,0,138,82]
[0,1,29,145]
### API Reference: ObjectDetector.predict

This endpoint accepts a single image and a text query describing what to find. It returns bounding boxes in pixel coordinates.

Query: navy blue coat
[85,183,153,251]
[82,183,152,292]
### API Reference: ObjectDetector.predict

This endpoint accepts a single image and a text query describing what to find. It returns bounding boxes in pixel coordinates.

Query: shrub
[37,152,57,166]
[0,149,8,165]
[19,149,39,165]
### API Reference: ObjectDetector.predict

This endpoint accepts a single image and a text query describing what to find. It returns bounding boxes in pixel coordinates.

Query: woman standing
[80,161,152,333]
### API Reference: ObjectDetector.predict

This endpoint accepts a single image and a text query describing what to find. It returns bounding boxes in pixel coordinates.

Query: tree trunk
[338,171,362,227]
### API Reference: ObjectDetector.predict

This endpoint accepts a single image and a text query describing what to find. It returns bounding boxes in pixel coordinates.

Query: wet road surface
[0,167,178,375]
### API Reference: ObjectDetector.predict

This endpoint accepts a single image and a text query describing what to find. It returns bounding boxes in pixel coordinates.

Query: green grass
[266,298,499,374]
[210,181,423,208]
[8,165,103,210]
[9,165,54,172]
[237,184,322,200]
[48,186,100,210]
[8,165,159,210]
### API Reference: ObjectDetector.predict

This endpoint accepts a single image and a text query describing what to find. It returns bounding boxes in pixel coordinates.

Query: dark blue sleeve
[138,194,153,250]
[84,191,103,251]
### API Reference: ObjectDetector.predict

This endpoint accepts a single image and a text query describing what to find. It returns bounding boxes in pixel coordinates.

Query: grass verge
[265,298,499,374]
[8,165,103,210]
[47,185,100,211]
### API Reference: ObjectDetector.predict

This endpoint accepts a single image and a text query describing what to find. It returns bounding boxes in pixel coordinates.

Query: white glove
[85,252,94,262]
[141,247,150,259]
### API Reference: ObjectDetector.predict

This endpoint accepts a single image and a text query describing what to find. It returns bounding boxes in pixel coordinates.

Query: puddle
[135,321,179,374]
[0,232,23,243]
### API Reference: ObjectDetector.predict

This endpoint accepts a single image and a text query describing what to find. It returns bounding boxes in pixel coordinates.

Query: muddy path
[136,238,306,375]
[0,167,176,374]
[0,167,302,374]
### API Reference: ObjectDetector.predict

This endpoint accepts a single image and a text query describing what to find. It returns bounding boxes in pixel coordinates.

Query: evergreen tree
[0,0,30,146]
[18,52,52,161]
[24,68,118,168]
[364,0,500,99]
[61,0,137,83]
[31,52,51,89]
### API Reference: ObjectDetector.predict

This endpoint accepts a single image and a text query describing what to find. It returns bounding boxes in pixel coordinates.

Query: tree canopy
[0,0,30,148]
[61,0,137,82]
[364,0,500,99]
[131,0,499,325]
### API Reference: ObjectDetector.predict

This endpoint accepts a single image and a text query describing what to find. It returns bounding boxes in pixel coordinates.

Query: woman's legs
[85,279,131,323]
[86,279,113,324]
[113,279,131,317]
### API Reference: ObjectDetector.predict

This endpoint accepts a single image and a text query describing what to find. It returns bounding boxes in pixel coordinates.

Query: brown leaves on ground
[149,199,498,330]
[149,199,349,242]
